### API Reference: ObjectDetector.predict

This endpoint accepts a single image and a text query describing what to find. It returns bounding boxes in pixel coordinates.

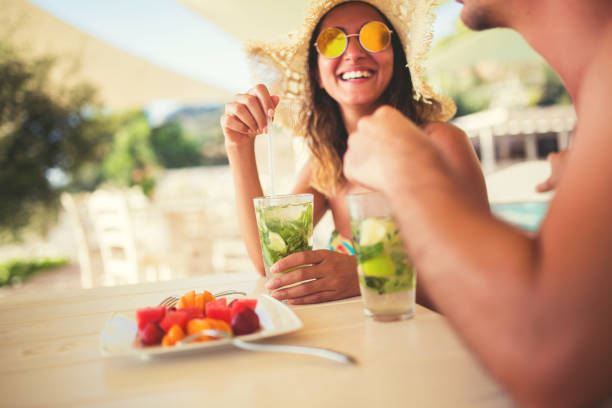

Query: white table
[0,272,512,407]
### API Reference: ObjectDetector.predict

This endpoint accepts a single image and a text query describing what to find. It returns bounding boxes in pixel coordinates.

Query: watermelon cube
[181,306,204,321]
[205,298,231,325]
[229,299,258,320]
[136,306,167,331]
[160,310,189,332]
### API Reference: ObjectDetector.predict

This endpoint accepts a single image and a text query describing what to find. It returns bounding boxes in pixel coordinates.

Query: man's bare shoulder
[578,23,612,117]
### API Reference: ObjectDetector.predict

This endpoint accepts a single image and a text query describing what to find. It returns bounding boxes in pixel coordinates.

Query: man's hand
[536,149,569,193]
[343,106,443,194]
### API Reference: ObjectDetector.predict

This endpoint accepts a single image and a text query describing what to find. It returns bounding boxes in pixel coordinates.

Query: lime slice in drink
[268,231,287,254]
[361,254,395,277]
[270,204,305,221]
[359,218,387,246]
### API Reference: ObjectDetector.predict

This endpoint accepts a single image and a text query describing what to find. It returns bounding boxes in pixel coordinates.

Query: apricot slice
[161,324,185,347]
[202,290,215,304]
[195,293,205,313]
[211,319,233,336]
[177,290,196,309]
[186,318,216,342]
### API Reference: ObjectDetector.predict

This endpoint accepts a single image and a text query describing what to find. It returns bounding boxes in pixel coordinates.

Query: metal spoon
[178,329,356,365]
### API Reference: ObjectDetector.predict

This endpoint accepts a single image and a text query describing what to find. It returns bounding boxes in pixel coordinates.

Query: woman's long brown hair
[297,3,437,196]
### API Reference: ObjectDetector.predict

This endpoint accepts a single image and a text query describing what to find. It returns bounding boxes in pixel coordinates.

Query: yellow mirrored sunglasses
[315,21,393,58]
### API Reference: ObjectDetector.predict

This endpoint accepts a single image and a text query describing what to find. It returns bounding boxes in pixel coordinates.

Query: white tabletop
[0,272,512,407]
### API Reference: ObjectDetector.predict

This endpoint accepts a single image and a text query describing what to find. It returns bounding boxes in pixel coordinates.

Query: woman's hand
[220,84,280,146]
[265,250,361,305]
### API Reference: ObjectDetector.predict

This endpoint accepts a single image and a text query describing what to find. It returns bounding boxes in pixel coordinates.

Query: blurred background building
[0,0,573,294]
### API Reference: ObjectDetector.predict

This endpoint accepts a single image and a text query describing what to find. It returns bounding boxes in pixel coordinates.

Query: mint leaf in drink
[255,202,313,268]
[359,275,387,294]
[382,271,415,293]
[356,242,384,263]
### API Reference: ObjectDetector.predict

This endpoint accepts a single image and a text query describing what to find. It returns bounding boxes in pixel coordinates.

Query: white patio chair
[86,190,140,286]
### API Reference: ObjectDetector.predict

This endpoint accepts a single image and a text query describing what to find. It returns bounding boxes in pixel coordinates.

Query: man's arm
[343,36,612,406]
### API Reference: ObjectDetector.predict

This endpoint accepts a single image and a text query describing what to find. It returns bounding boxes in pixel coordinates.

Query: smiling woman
[220,0,486,306]
[315,8,395,112]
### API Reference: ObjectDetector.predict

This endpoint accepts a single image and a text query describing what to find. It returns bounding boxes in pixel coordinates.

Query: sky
[29,0,462,96]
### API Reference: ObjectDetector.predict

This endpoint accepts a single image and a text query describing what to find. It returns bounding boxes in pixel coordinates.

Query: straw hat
[244,0,456,136]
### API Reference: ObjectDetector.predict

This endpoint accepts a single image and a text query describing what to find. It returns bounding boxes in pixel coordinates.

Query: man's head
[458,0,612,32]
[456,0,512,31]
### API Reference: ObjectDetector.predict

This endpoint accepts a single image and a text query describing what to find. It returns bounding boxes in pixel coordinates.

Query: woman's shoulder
[420,120,477,163]
[422,120,466,137]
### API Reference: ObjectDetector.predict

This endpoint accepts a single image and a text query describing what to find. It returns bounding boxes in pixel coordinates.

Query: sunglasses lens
[317,27,347,58]
[360,21,391,52]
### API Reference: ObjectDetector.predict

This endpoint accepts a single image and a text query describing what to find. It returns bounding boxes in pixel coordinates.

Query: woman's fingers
[269,250,325,275]
[221,85,280,141]
[271,95,280,112]
[266,263,320,290]
[220,113,252,136]
[287,290,340,305]
[225,100,259,133]
[234,92,267,132]
[249,84,277,123]
[269,278,333,303]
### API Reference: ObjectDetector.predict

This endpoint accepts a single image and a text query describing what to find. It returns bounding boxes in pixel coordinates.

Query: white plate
[100,294,302,358]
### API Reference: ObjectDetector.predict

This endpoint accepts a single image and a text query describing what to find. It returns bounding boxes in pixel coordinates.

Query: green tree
[0,41,112,243]
[101,111,159,196]
[150,120,202,168]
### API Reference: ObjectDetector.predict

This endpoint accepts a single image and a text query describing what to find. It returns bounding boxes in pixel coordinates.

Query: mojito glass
[347,192,416,321]
[253,194,314,279]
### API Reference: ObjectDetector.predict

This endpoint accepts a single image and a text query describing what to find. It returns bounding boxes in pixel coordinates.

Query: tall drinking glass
[253,194,314,280]
[347,191,416,321]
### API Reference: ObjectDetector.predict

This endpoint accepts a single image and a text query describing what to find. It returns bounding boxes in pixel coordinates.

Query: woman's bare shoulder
[422,121,466,137]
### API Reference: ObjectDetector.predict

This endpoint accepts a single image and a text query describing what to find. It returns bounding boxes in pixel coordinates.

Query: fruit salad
[135,290,261,347]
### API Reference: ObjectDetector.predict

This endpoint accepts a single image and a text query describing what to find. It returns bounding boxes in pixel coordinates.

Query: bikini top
[328,231,355,255]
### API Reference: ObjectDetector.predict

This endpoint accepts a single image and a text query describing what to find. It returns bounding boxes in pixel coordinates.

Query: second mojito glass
[253,194,314,279]
[347,191,416,321]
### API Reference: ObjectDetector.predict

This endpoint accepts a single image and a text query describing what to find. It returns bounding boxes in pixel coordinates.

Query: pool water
[491,201,550,232]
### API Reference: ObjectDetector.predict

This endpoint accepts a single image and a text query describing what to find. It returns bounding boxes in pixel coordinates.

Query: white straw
[266,112,276,197]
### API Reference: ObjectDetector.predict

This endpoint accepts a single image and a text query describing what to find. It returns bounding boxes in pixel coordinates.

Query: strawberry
[229,299,258,320]
[140,322,164,346]
[230,307,260,335]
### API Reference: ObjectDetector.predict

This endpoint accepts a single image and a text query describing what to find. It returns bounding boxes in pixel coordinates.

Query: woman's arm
[225,140,266,275]
[221,84,278,276]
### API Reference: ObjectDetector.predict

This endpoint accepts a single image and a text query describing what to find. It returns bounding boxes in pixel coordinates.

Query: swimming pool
[491,201,550,232]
